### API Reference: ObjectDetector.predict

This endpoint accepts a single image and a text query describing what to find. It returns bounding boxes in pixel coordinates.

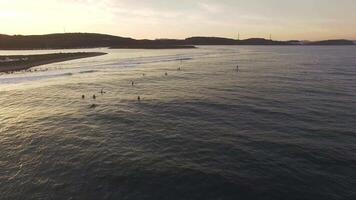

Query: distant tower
[238,32,240,40]
[269,34,272,41]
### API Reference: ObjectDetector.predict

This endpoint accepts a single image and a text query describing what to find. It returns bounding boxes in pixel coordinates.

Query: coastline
[0,52,106,73]
[1,33,353,50]
[109,45,197,49]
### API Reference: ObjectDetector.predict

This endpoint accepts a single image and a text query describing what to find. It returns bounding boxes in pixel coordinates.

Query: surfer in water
[131,81,134,86]
[165,72,168,76]
[82,95,85,99]
[236,64,239,72]
[100,88,105,95]
[93,94,96,99]
[137,96,141,101]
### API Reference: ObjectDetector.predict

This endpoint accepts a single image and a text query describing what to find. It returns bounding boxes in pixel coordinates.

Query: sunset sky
[1,0,355,40]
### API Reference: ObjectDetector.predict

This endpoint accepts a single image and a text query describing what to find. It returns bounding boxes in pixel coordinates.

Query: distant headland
[0,33,354,50]
[0,52,106,73]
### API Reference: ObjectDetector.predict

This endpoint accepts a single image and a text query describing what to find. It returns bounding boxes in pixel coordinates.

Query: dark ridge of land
[0,52,107,73]
[184,37,292,45]
[305,39,355,45]
[0,33,135,50]
[0,33,354,50]
[110,44,196,49]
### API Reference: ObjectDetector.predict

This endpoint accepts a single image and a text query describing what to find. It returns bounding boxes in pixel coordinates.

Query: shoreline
[109,45,196,49]
[0,52,107,73]
[1,33,353,50]
[0,44,354,51]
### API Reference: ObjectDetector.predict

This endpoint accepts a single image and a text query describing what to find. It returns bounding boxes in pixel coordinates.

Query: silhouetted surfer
[131,81,134,86]
[236,65,239,72]
[93,94,96,99]
[165,72,168,76]
[82,95,85,99]
[177,67,181,71]
[100,88,105,94]
[90,104,97,108]
[137,96,141,101]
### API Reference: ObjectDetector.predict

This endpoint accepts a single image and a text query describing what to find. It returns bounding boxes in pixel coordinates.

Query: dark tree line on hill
[0,33,353,50]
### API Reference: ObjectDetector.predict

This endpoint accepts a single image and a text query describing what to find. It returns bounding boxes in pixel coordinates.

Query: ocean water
[0,46,355,200]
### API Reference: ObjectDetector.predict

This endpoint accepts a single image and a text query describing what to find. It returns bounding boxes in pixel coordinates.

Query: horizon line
[1,32,356,42]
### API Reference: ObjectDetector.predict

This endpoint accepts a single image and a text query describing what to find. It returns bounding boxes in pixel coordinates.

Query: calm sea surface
[0,46,355,200]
